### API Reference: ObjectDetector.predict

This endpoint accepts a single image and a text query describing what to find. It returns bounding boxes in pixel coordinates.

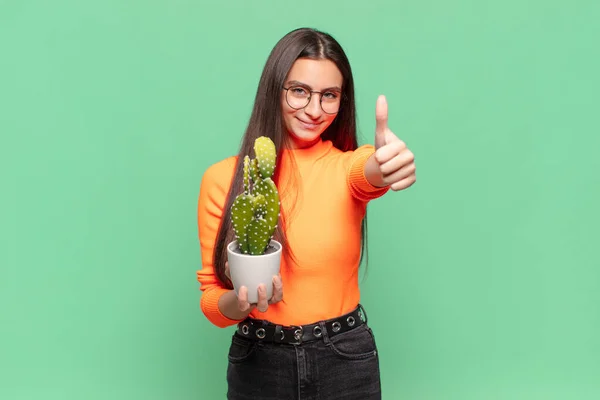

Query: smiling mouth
[297,118,321,128]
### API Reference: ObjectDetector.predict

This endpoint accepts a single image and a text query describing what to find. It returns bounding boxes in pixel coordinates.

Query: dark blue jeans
[226,316,382,399]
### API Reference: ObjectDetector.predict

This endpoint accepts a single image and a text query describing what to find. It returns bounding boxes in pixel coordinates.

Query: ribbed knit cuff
[348,146,390,202]
[201,288,244,328]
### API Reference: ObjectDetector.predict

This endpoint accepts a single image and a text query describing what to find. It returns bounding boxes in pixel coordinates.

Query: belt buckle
[290,325,304,345]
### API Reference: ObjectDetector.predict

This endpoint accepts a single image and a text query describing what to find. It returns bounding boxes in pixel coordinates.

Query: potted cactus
[226,136,282,304]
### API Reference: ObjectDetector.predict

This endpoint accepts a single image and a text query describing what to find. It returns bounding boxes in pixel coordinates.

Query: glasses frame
[282,86,343,115]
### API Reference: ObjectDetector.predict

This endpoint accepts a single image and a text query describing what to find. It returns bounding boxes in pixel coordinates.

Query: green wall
[2,1,599,399]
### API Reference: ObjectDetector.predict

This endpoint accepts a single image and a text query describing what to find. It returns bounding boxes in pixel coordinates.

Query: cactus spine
[231,136,280,255]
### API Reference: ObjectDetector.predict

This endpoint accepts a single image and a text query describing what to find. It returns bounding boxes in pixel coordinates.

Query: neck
[287,136,322,150]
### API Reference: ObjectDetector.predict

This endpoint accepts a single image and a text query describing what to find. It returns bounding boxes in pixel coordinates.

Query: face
[281,58,343,149]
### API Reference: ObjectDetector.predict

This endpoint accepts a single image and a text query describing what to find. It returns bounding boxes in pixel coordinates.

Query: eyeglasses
[282,85,342,114]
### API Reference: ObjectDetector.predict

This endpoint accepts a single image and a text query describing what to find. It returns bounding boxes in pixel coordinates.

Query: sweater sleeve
[346,144,390,202]
[196,158,245,328]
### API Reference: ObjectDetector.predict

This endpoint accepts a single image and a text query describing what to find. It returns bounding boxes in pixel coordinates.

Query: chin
[284,115,333,148]
[291,128,325,143]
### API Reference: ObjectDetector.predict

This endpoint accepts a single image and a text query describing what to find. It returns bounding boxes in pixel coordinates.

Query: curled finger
[257,284,268,313]
[270,275,283,303]
[238,286,250,311]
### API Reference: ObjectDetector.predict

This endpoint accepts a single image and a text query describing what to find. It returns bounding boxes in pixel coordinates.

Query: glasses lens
[321,98,340,114]
[286,87,310,109]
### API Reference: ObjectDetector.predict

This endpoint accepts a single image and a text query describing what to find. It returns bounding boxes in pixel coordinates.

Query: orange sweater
[196,139,389,328]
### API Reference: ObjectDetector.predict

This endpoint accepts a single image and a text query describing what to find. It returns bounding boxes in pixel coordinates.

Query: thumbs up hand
[371,95,416,191]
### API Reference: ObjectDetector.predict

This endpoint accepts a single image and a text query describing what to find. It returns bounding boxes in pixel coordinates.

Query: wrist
[218,290,253,321]
[364,153,387,188]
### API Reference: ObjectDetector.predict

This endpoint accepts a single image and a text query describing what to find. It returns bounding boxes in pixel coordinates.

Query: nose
[304,94,322,119]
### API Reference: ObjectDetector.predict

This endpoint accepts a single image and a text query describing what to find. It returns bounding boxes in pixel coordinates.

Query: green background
[2,0,599,399]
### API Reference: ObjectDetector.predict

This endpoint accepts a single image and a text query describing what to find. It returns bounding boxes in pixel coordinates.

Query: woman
[197,27,416,399]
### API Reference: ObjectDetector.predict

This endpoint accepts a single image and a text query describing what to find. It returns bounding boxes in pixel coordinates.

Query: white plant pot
[227,240,282,304]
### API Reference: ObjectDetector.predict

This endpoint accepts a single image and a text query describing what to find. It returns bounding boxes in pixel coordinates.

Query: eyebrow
[286,80,342,92]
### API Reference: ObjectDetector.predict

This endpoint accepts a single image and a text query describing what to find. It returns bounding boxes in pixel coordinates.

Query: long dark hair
[212,27,368,287]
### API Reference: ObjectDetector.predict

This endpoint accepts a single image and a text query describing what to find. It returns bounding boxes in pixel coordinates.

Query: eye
[322,91,339,100]
[290,86,309,97]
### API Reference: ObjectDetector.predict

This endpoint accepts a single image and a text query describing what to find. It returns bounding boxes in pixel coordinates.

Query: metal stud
[294,326,303,341]
[256,328,266,339]
[242,325,249,335]
[313,326,323,337]
[332,322,341,332]
[347,316,355,326]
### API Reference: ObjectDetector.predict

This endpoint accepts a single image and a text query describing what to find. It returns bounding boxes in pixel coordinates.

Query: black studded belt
[235,304,367,345]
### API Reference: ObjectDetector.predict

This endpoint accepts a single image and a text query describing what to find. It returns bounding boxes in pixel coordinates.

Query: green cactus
[231,136,280,255]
